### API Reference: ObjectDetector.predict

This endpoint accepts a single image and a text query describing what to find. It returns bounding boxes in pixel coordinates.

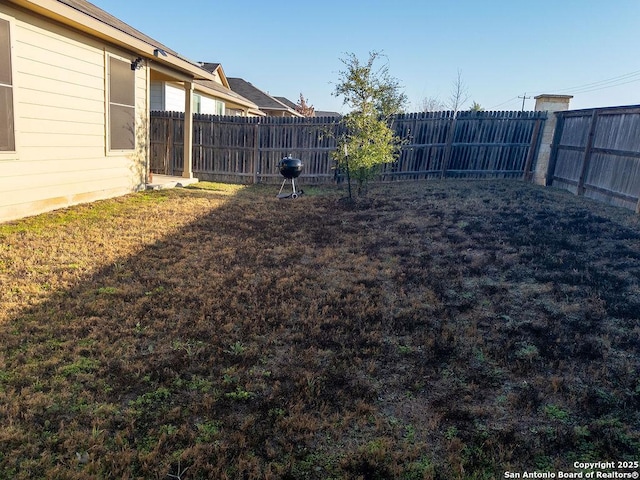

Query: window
[0,17,15,152]
[108,56,135,150]
[215,99,225,115]
[193,94,202,114]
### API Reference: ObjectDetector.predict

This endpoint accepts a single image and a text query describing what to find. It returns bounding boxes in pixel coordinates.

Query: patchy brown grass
[0,180,638,479]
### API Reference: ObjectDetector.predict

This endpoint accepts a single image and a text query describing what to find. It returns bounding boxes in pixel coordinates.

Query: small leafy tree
[295,93,315,117]
[331,51,406,197]
[469,101,484,112]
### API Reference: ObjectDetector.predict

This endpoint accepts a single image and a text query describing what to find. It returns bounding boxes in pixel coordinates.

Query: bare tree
[419,96,445,112]
[448,69,470,114]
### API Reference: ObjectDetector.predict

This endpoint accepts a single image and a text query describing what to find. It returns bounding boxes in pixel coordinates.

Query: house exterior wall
[150,81,164,111]
[209,70,223,85]
[0,3,149,223]
[163,82,184,112]
[151,80,225,115]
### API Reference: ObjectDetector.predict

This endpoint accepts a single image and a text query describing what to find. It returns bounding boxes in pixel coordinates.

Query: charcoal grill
[277,155,303,199]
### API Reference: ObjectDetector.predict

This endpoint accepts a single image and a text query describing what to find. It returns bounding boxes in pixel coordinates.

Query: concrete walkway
[146,174,199,190]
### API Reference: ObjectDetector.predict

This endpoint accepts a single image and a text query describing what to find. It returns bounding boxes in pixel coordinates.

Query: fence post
[440,113,456,178]
[166,115,173,176]
[577,110,599,196]
[532,94,573,185]
[253,123,259,184]
[522,115,543,181]
[545,113,564,186]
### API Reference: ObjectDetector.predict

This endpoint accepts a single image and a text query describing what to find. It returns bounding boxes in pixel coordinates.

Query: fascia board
[8,0,214,81]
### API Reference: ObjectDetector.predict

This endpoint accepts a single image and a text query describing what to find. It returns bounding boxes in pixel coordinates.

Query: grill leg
[277,177,301,199]
[277,178,288,196]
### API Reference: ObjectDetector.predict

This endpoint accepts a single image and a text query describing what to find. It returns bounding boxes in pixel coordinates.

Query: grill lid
[279,157,303,179]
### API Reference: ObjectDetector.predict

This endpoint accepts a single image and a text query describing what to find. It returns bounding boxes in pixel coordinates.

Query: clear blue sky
[91,0,640,113]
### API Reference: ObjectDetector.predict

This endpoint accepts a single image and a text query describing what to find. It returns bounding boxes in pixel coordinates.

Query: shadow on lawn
[0,181,639,479]
[0,184,393,479]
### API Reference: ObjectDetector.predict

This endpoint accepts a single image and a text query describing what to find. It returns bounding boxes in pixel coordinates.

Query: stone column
[532,94,573,185]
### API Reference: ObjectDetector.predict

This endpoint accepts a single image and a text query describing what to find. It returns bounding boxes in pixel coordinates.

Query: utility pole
[518,92,531,111]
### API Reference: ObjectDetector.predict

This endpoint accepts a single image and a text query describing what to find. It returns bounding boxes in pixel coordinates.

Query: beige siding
[0,4,149,223]
[164,82,184,111]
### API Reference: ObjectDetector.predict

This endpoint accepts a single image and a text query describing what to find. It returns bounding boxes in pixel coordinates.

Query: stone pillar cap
[534,94,574,100]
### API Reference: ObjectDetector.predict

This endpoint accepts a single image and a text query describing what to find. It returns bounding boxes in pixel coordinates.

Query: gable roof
[199,62,231,89]
[274,96,297,110]
[10,0,214,81]
[57,0,181,57]
[227,78,302,116]
[201,62,221,74]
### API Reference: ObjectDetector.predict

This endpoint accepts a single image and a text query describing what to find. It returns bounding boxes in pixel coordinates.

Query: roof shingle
[227,78,298,114]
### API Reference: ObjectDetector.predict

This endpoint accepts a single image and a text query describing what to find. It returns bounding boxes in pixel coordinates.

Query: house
[152,62,263,117]
[226,78,303,117]
[0,0,217,223]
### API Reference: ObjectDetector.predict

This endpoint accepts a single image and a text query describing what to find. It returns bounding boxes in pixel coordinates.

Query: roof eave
[215,64,231,89]
[8,0,215,81]
[194,82,260,111]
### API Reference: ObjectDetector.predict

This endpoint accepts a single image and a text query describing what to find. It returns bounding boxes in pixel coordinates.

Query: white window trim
[0,12,18,161]
[105,51,136,155]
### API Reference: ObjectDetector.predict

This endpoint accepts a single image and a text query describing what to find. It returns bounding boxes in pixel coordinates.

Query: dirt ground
[0,180,638,479]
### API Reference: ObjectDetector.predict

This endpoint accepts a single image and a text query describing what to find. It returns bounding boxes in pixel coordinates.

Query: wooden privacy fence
[150,110,547,184]
[384,110,545,181]
[548,105,640,212]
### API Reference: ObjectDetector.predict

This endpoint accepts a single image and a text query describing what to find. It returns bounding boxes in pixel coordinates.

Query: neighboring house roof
[227,78,303,117]
[194,79,264,115]
[196,62,263,116]
[315,111,342,117]
[10,0,215,81]
[195,79,253,104]
[200,62,222,79]
[274,96,298,110]
[275,97,341,118]
[200,62,232,90]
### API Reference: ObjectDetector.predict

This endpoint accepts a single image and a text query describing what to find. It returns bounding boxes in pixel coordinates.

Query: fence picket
[549,105,640,211]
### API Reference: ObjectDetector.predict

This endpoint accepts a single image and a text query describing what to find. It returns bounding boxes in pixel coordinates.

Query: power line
[563,75,640,95]
[533,69,640,96]
[491,68,640,111]
[489,96,519,110]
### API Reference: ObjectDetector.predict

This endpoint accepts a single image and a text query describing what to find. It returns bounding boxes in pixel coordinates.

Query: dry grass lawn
[0,180,638,479]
